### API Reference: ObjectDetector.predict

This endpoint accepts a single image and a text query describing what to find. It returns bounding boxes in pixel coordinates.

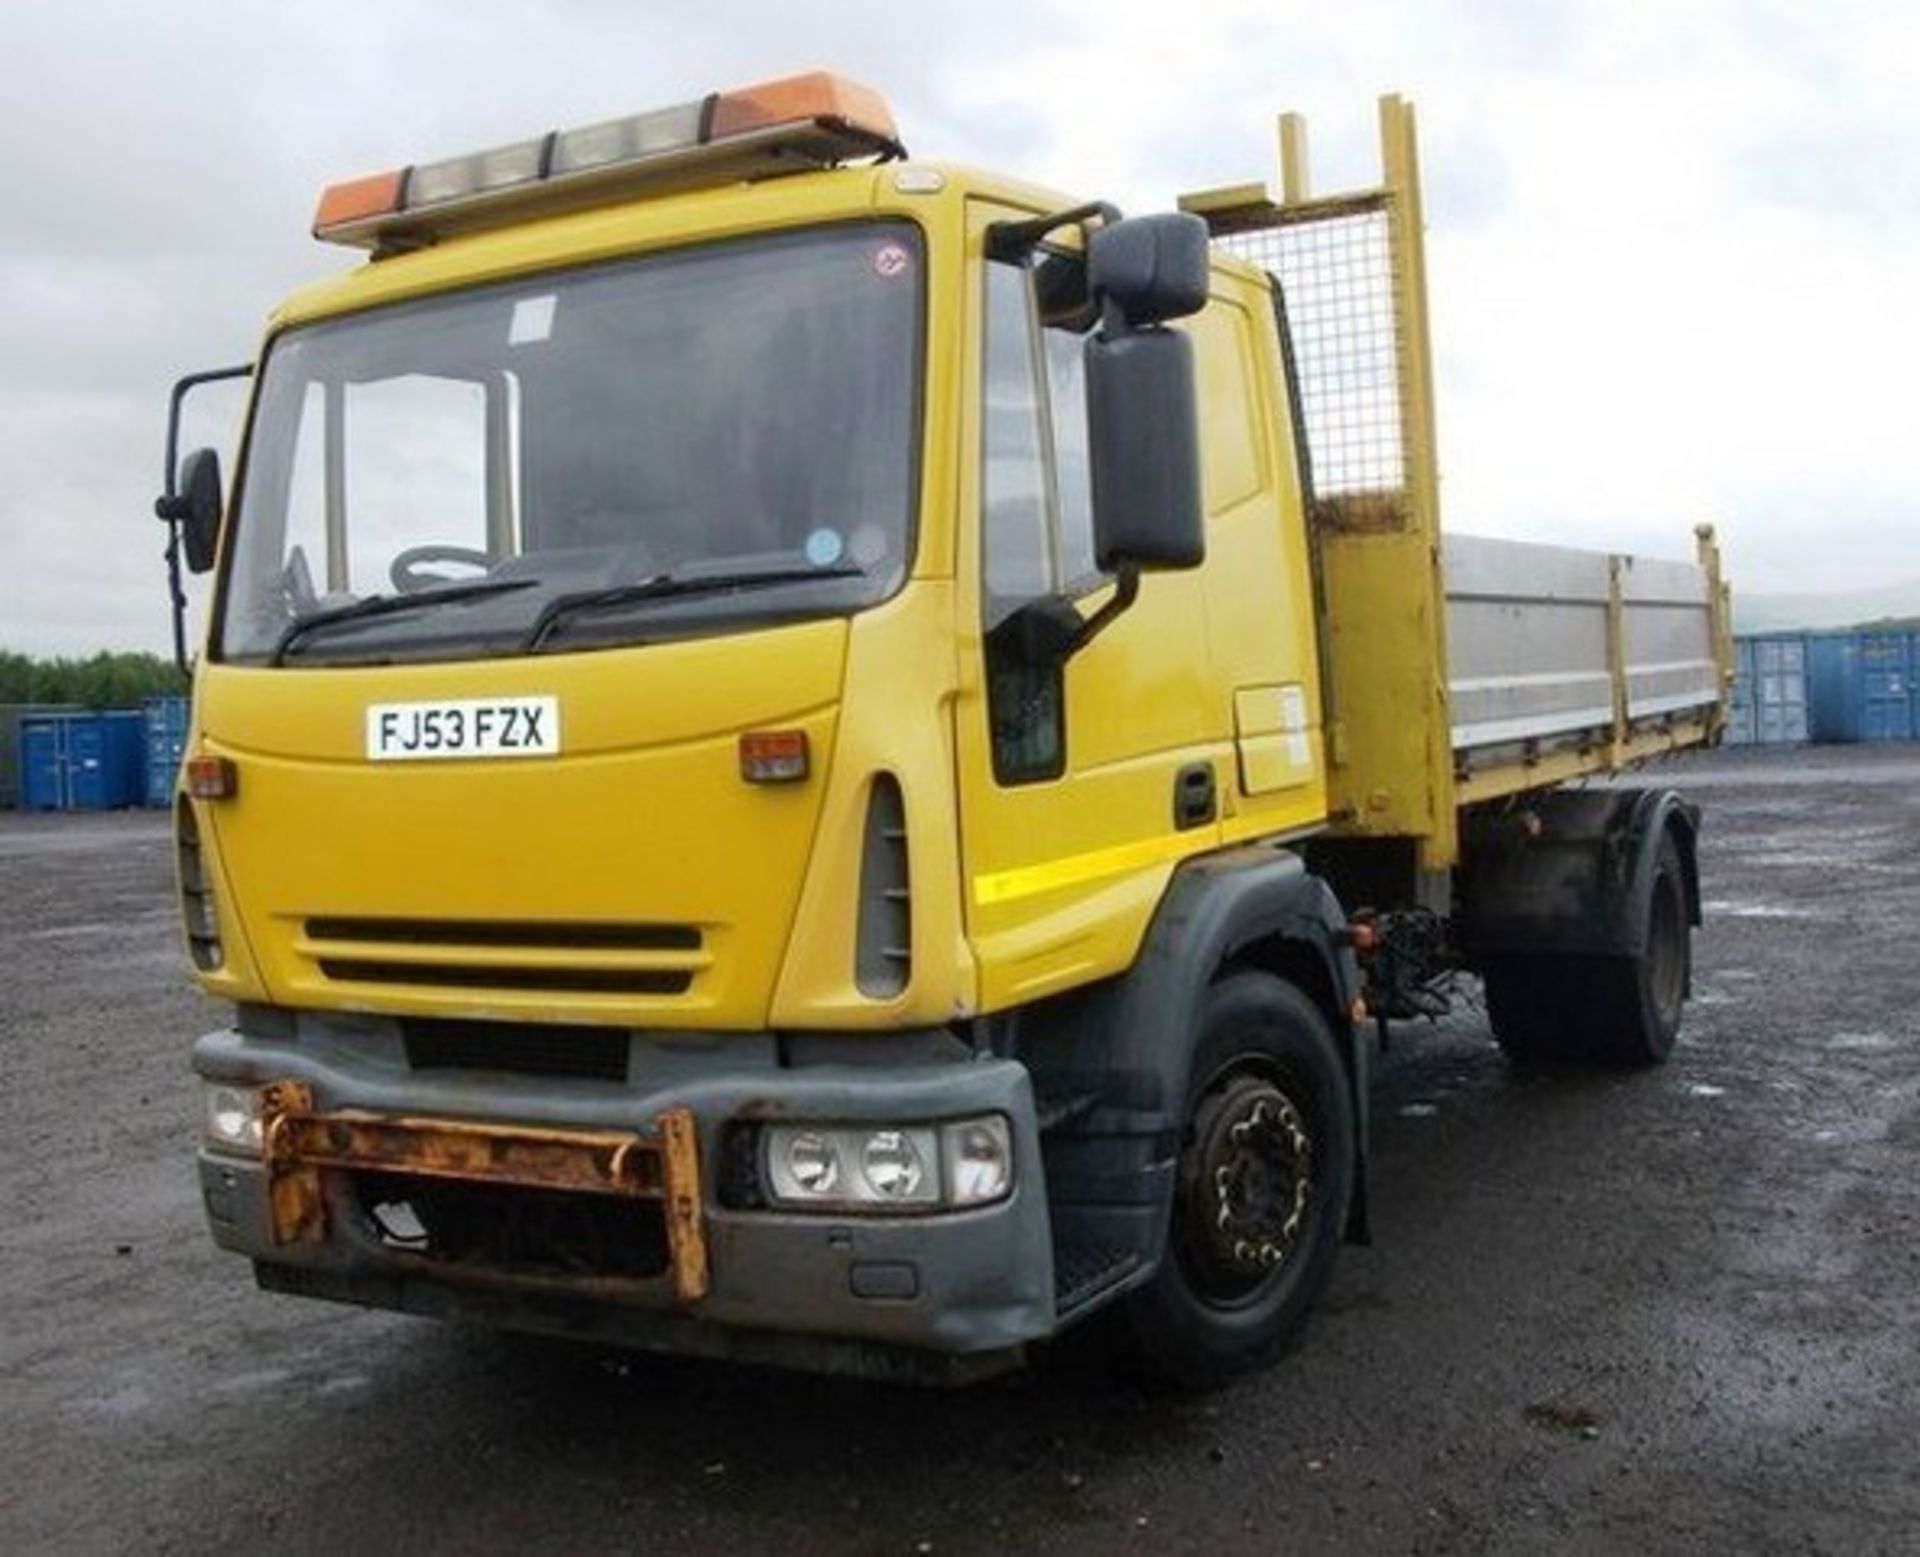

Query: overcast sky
[3,0,1915,656]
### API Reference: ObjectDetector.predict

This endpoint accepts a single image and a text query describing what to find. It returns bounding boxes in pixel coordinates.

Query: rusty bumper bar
[258,1080,709,1302]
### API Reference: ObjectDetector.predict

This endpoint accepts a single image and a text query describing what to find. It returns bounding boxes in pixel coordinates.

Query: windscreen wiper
[521,564,866,653]
[271,578,539,665]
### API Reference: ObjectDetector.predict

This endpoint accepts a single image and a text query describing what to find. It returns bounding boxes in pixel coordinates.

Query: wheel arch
[1459,786,1703,962]
[1018,842,1370,1305]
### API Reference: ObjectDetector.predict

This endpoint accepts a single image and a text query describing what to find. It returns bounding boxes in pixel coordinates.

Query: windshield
[219,223,924,664]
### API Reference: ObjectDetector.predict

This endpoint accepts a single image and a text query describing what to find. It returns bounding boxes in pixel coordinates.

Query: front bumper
[193,1017,1055,1377]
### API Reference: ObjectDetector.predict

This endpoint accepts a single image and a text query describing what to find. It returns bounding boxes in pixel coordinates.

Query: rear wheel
[1120,972,1354,1388]
[1485,832,1690,1067]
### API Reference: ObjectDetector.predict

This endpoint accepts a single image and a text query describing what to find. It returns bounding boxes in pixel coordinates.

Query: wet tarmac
[3,746,1916,1554]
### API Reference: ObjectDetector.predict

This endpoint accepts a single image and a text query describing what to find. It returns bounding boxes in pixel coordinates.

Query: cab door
[953,202,1227,1012]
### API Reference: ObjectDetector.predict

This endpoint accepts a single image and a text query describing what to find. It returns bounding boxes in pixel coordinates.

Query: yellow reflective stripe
[972,832,1197,907]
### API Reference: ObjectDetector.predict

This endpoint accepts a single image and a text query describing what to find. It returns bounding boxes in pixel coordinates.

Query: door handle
[1174,762,1217,830]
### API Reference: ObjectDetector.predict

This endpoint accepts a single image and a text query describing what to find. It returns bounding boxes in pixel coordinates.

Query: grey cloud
[2,0,1916,654]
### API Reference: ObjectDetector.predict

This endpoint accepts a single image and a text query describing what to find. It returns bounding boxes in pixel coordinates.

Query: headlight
[861,1130,929,1201]
[204,1083,264,1155]
[784,1130,842,1196]
[761,1116,1013,1212]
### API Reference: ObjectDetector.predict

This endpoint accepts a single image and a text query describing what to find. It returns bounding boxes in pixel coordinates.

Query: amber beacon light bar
[313,72,905,252]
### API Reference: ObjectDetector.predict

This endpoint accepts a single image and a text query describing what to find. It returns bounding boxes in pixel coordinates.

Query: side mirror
[1084,212,1208,574]
[1086,212,1210,328]
[1085,330,1205,572]
[158,447,224,574]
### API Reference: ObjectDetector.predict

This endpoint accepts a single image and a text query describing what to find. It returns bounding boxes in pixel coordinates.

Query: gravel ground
[3,745,1916,1555]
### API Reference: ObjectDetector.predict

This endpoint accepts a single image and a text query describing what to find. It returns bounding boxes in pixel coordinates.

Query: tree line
[0,650,187,709]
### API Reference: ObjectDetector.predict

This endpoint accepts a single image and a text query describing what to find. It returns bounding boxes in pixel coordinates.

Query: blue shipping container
[1808,629,1919,743]
[20,711,147,811]
[1725,634,1808,746]
[2,703,82,809]
[143,695,191,807]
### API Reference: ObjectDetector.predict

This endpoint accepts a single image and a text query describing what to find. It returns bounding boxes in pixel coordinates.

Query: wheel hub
[1187,1075,1313,1285]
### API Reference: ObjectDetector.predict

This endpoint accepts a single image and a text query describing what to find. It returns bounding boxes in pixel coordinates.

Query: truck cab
[165,74,1725,1384]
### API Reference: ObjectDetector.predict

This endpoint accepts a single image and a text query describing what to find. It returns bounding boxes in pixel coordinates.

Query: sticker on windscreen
[804,527,845,567]
[871,241,912,280]
[509,295,557,346]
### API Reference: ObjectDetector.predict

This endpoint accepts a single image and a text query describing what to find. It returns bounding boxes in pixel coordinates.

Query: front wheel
[1119,972,1355,1388]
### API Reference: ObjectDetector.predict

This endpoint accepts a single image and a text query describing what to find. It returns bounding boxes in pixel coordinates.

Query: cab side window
[982,259,1102,622]
[980,254,1100,783]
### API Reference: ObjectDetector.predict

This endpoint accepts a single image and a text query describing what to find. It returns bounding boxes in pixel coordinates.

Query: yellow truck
[157,74,1732,1385]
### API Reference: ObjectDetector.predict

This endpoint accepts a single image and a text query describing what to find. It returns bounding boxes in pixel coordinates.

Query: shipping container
[143,695,191,807]
[1726,634,1808,746]
[19,711,147,811]
[2,704,86,809]
[1808,628,1920,744]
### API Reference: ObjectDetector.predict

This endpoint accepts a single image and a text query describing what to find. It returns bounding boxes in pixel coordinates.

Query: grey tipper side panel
[193,1021,1054,1370]
[1444,534,1719,757]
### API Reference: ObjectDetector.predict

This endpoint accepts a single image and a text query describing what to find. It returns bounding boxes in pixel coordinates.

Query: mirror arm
[999,564,1142,673]
[1065,563,1140,657]
[155,363,252,678]
[159,364,252,503]
[162,523,190,679]
[986,200,1121,263]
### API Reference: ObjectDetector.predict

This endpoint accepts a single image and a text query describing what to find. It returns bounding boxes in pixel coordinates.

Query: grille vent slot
[307,918,698,950]
[402,1019,630,1082]
[317,960,691,995]
[856,773,911,998]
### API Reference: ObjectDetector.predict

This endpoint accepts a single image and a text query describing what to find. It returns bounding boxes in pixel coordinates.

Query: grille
[402,1018,631,1082]
[300,917,706,997]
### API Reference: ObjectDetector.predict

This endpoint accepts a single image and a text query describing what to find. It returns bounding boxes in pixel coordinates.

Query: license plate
[365,697,560,761]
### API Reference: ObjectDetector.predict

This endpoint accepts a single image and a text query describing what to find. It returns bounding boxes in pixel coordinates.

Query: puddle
[1828,1031,1899,1052]
[1810,1121,1888,1146]
[1701,899,1825,921]
[207,1365,295,1398]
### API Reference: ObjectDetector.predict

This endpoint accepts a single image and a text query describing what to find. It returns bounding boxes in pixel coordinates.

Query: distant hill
[1734,581,1920,635]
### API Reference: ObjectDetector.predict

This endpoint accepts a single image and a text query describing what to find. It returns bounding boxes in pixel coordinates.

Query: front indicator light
[204,1083,264,1155]
[740,730,809,784]
[182,754,237,800]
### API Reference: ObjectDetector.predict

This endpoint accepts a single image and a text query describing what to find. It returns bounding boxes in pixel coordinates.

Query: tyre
[1484,831,1690,1067]
[1482,951,1605,1062]
[1590,831,1690,1065]
[1120,971,1355,1388]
